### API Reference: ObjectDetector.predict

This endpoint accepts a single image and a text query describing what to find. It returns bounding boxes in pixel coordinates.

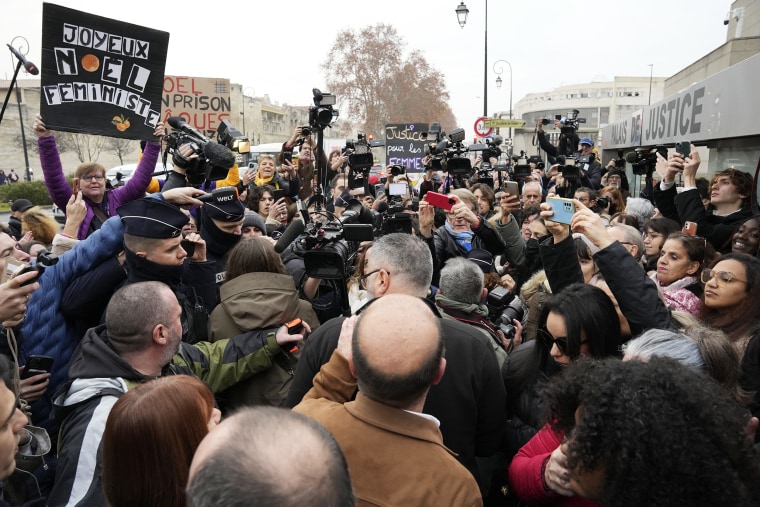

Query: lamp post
[493,59,512,142]
[647,64,653,106]
[455,1,489,119]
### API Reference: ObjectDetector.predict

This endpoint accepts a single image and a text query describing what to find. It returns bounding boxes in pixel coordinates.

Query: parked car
[106,162,172,187]
[52,203,66,225]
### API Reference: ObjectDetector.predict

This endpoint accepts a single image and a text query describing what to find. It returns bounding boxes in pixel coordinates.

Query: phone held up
[675,141,691,159]
[682,221,698,236]
[425,192,455,211]
[546,196,576,225]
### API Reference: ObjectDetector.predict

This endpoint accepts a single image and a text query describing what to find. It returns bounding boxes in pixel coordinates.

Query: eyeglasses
[539,328,588,357]
[701,268,746,286]
[643,232,662,240]
[359,268,390,289]
[81,173,105,181]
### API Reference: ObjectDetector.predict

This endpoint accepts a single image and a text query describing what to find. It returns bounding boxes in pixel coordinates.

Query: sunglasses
[539,328,588,357]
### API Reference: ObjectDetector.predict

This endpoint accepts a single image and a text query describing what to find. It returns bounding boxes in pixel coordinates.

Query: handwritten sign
[40,3,169,139]
[385,123,429,172]
[161,76,232,139]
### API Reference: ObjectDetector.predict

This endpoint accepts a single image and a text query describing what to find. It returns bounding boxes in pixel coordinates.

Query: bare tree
[105,137,138,165]
[55,132,107,163]
[323,24,456,137]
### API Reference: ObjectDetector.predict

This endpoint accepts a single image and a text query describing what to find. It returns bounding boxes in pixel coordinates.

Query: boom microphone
[167,116,208,141]
[6,44,38,75]
[202,141,236,170]
[274,220,305,254]
[624,151,639,164]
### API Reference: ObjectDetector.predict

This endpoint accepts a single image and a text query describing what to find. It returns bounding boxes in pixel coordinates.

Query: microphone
[202,141,235,170]
[7,44,39,75]
[624,151,639,164]
[167,116,208,141]
[274,220,305,254]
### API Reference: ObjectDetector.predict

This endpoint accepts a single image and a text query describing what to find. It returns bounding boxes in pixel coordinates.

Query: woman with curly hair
[20,206,60,247]
[536,358,760,507]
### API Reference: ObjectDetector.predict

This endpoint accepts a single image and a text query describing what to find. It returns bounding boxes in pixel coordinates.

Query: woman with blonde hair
[21,206,59,246]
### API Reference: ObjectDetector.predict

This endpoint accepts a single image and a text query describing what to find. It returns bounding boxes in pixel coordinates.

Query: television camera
[625,146,666,175]
[164,117,237,186]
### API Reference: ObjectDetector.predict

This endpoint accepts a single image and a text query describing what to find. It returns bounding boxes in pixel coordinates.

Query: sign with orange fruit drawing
[39,2,169,139]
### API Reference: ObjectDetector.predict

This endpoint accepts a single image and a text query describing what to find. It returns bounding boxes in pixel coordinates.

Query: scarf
[200,211,242,258]
[649,273,703,315]
[435,293,490,318]
[445,221,474,253]
[125,247,185,290]
[254,174,274,187]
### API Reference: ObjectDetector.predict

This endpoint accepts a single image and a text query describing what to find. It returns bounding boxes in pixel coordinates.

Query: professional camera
[345,133,384,190]
[300,199,374,280]
[164,117,236,186]
[624,147,663,175]
[557,109,586,135]
[11,249,59,286]
[485,287,526,340]
[300,125,312,137]
[424,123,483,176]
[483,135,504,160]
[528,155,545,171]
[511,151,532,179]
[596,195,611,209]
[217,119,250,166]
[309,88,338,128]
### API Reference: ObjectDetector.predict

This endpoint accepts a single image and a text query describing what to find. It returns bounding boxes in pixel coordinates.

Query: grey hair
[622,329,706,375]
[609,223,645,262]
[449,188,478,213]
[370,233,433,296]
[105,281,175,355]
[625,197,654,229]
[439,257,484,305]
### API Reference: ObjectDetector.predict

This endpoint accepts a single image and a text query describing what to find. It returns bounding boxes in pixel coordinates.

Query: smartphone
[180,239,196,257]
[675,141,690,158]
[272,189,286,202]
[425,191,455,211]
[682,221,698,236]
[282,151,293,165]
[388,183,408,196]
[546,196,576,225]
[504,181,520,197]
[285,318,304,335]
[2,258,29,284]
[21,355,54,379]
[71,177,80,193]
[374,183,386,198]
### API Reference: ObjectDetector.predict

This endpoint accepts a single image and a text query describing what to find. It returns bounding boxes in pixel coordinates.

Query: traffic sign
[474,117,493,137]
[483,118,526,128]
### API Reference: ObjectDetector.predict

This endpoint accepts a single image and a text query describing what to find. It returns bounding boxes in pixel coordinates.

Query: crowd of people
[0,114,757,507]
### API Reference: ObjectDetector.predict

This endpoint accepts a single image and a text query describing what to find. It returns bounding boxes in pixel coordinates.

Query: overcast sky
[3,0,732,131]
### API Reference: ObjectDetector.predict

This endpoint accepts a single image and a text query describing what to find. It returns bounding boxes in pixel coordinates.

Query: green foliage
[0,181,56,206]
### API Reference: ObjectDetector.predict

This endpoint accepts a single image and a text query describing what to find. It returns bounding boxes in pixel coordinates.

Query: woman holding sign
[33,114,165,240]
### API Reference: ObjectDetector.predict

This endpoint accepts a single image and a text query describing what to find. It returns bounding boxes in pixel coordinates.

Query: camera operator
[535,117,579,164]
[281,126,328,202]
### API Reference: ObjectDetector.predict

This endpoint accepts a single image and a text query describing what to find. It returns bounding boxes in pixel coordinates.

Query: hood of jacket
[217,272,305,329]
[520,269,549,302]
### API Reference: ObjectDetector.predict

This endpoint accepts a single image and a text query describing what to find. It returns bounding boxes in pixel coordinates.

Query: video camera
[557,109,586,135]
[423,123,483,176]
[301,199,374,280]
[164,117,237,186]
[345,133,384,190]
[309,88,338,129]
[625,147,665,175]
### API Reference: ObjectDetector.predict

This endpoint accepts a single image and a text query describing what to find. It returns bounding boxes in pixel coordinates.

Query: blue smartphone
[546,197,576,225]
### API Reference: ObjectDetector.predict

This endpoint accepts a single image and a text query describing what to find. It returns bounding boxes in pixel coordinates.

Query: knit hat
[243,211,267,234]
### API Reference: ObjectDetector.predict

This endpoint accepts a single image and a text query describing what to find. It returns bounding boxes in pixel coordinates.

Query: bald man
[187,407,354,507]
[294,294,482,506]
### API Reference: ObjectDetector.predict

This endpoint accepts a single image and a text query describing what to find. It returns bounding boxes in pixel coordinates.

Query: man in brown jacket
[294,294,483,506]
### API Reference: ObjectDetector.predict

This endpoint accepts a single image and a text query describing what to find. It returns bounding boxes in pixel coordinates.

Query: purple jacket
[38,136,160,239]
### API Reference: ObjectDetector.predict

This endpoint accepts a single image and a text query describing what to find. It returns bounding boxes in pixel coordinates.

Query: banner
[40,3,169,139]
[161,76,232,139]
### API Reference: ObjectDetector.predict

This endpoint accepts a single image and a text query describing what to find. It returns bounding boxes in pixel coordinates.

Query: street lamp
[454,1,488,118]
[493,59,513,141]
